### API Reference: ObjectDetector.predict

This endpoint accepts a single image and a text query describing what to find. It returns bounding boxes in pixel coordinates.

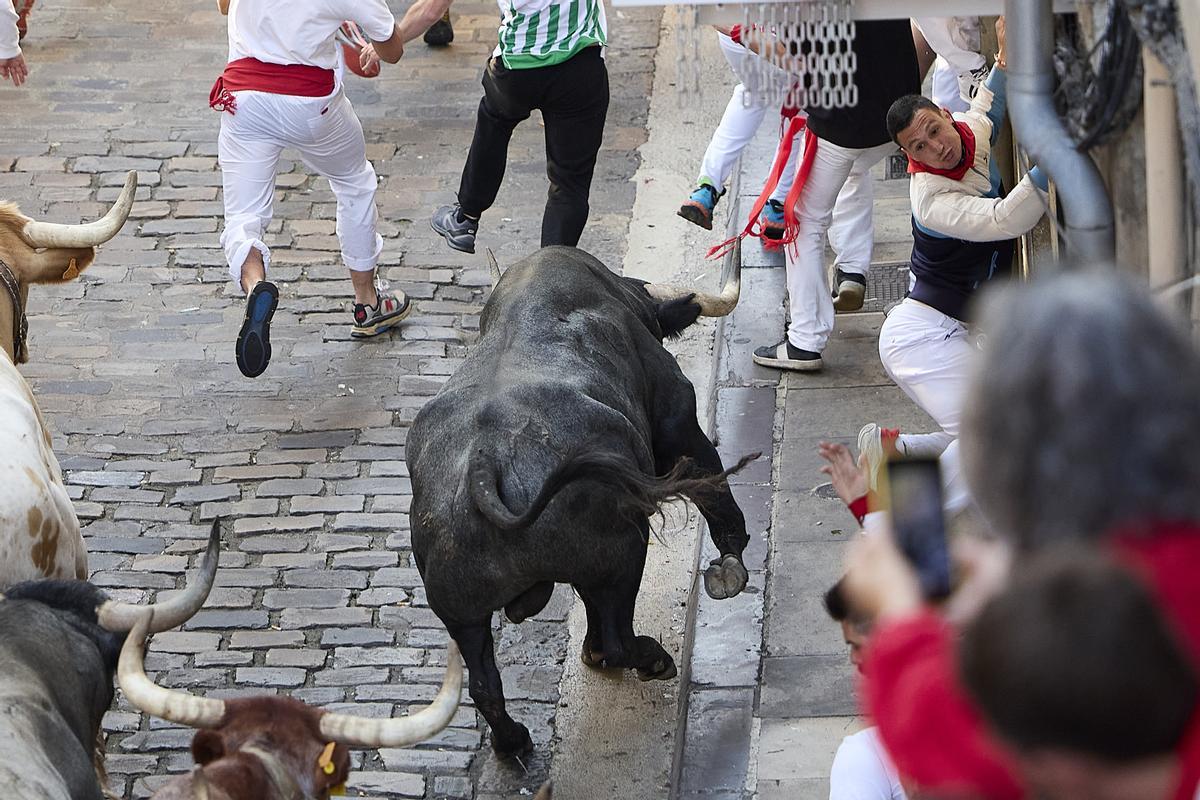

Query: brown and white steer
[0,172,137,587]
[118,616,463,800]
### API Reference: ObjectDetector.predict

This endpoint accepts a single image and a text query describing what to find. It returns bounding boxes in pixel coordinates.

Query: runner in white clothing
[0,0,28,86]
[213,0,451,377]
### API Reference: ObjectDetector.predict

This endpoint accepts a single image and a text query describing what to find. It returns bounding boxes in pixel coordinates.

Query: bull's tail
[467,448,759,532]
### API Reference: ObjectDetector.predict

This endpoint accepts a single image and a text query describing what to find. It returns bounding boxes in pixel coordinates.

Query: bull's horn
[21,170,137,248]
[98,518,220,633]
[319,641,462,747]
[118,615,226,728]
[486,248,501,288]
[644,238,742,317]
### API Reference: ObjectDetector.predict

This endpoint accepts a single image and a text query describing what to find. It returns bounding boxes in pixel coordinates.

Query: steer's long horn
[20,170,137,248]
[486,248,501,289]
[643,238,742,317]
[319,641,463,747]
[98,519,220,633]
[118,615,227,728]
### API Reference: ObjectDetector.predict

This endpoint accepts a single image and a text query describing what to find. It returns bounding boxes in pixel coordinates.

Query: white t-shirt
[829,728,908,800]
[226,0,395,71]
[0,1,20,60]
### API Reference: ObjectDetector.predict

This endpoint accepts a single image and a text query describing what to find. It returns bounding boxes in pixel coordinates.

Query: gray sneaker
[431,204,478,254]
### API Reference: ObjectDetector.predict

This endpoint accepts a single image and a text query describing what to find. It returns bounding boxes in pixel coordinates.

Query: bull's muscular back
[0,351,86,589]
[408,248,693,620]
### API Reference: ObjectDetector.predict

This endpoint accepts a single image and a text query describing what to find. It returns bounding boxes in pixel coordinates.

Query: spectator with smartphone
[840,270,1200,800]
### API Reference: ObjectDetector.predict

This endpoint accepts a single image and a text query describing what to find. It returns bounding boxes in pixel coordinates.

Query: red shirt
[864,523,1200,800]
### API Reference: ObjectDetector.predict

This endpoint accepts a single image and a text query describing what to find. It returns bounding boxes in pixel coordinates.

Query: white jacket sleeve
[914,173,1048,242]
[0,2,20,60]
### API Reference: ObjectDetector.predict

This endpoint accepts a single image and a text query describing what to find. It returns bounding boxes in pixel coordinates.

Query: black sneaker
[352,287,412,338]
[832,268,867,312]
[423,12,454,46]
[752,339,823,372]
[431,203,478,254]
[235,280,279,378]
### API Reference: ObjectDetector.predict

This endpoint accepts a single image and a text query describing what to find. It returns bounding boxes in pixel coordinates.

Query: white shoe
[857,423,901,491]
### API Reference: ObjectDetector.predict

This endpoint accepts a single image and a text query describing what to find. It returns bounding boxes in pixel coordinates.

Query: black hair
[823,578,871,629]
[5,579,126,668]
[823,579,850,621]
[959,547,1198,761]
[886,94,941,145]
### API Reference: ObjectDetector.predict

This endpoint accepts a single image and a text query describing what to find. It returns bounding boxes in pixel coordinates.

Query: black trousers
[457,45,609,248]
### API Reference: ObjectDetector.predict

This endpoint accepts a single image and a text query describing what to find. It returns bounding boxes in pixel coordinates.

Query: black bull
[407,246,755,755]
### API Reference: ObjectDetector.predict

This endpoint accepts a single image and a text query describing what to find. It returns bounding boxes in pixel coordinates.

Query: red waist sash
[209,57,336,113]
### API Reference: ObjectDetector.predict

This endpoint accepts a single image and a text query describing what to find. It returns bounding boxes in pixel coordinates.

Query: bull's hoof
[580,642,607,669]
[634,636,677,681]
[492,723,534,758]
[636,658,678,681]
[703,554,748,599]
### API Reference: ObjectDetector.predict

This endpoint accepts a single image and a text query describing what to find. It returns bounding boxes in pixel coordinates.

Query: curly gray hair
[962,269,1200,550]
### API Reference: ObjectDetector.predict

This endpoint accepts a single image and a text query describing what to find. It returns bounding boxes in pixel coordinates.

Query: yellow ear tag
[61,258,79,280]
[318,741,337,775]
[330,785,346,797]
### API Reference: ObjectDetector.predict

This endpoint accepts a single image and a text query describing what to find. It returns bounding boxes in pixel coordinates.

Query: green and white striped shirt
[493,0,607,69]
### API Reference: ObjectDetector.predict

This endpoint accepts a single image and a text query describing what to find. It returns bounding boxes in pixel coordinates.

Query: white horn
[486,248,501,289]
[319,641,463,747]
[98,519,220,633]
[644,238,742,317]
[118,615,226,728]
[21,170,137,248]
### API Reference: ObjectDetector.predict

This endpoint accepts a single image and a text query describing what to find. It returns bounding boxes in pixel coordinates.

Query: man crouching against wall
[859,18,1050,504]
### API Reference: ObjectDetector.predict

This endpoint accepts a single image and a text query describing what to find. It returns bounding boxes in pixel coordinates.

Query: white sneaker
[857,423,901,491]
[958,64,990,102]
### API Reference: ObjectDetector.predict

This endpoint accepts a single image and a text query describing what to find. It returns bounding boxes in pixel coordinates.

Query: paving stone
[344,772,426,798]
[236,667,307,688]
[758,655,857,718]
[255,478,325,497]
[172,484,241,503]
[261,588,350,609]
[230,630,305,649]
[321,628,394,647]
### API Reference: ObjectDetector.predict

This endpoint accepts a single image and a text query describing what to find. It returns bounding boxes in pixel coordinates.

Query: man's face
[898,107,964,171]
[841,620,870,674]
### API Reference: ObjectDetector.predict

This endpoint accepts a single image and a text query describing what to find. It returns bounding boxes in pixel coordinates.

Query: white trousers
[932,58,970,114]
[914,17,984,112]
[913,17,984,76]
[879,299,976,514]
[218,87,383,284]
[697,33,797,202]
[784,139,895,352]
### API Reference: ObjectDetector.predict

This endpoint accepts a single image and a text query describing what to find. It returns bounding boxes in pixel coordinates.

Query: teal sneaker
[678,184,723,230]
[761,199,786,241]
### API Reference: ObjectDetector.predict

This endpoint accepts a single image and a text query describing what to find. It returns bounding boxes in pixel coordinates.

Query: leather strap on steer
[0,259,28,363]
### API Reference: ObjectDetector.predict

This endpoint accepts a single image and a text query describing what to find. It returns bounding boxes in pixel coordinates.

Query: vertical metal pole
[1005,0,1116,266]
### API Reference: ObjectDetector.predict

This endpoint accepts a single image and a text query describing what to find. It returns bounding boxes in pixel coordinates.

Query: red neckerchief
[209,57,335,114]
[707,114,816,259]
[906,118,976,182]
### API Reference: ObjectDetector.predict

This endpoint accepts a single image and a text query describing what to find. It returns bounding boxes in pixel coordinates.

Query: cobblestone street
[1,2,658,797]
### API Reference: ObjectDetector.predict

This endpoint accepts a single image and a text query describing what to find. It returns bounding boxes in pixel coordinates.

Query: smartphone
[886,458,952,600]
